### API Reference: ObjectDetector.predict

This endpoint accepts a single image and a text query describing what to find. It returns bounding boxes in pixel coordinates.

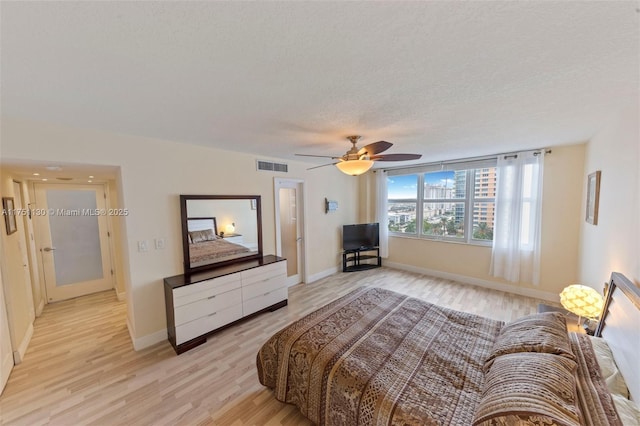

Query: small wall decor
[585,170,601,225]
[2,197,17,235]
[325,198,338,213]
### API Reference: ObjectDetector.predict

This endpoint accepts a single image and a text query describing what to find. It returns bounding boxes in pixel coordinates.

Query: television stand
[343,247,381,272]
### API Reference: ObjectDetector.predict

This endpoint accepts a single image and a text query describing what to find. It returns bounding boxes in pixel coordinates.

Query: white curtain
[375,170,389,258]
[490,151,544,284]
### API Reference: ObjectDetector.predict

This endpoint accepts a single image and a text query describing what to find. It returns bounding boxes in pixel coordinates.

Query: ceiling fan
[296,135,422,176]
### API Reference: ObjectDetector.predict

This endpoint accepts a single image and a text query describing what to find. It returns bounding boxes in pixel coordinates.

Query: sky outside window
[387,175,418,199]
[388,171,455,199]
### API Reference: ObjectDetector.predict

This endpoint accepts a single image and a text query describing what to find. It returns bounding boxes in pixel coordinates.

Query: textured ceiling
[1,2,638,168]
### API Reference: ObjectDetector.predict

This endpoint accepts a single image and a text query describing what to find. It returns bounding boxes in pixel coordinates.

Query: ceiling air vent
[256,160,288,173]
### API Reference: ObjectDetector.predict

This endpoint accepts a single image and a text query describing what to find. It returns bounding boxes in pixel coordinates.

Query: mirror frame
[180,194,263,274]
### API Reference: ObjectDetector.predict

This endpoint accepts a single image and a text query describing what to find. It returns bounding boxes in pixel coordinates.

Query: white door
[275,179,305,286]
[34,184,113,302]
[0,270,13,395]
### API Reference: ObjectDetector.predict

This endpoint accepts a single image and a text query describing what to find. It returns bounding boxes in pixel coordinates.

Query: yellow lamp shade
[336,159,374,176]
[225,223,235,233]
[559,284,603,319]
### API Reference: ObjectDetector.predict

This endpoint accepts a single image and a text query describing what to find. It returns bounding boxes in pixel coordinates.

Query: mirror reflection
[181,196,262,272]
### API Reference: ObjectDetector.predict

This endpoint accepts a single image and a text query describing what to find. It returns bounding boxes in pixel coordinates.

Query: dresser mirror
[180,195,263,273]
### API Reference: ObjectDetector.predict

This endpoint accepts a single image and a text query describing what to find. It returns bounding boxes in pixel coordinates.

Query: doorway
[33,184,113,302]
[274,178,306,286]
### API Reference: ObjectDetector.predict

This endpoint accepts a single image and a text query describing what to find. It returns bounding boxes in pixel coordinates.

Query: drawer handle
[208,295,216,299]
[264,291,271,296]
[208,312,217,317]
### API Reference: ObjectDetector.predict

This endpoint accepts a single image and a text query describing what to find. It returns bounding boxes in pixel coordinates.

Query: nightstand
[537,303,587,334]
[221,233,243,244]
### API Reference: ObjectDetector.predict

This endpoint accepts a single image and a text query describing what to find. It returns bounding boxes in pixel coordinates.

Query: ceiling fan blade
[296,153,341,159]
[371,153,422,161]
[307,162,339,170]
[358,141,393,156]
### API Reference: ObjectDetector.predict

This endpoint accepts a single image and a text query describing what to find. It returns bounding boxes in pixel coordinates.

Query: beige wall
[364,144,586,300]
[0,171,36,353]
[1,117,358,345]
[579,103,639,288]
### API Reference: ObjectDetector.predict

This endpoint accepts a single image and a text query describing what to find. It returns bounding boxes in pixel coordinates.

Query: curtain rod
[379,148,552,172]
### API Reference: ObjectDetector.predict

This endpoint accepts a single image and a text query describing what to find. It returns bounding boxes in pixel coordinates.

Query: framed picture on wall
[585,170,601,225]
[2,197,17,235]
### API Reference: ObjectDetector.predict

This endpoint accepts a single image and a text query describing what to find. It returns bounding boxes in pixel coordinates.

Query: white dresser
[164,255,287,354]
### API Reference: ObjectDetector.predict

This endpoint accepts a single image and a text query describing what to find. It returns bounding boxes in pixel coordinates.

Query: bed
[257,272,640,425]
[187,217,250,267]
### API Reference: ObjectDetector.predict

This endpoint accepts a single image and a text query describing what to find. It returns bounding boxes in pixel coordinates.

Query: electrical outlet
[137,240,149,252]
[155,238,166,250]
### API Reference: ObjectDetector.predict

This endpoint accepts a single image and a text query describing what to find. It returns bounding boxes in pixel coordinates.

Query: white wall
[0,117,358,348]
[579,103,639,288]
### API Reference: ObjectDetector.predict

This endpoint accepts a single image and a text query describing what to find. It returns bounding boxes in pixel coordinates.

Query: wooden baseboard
[307,267,338,284]
[384,261,559,302]
[35,298,45,317]
[12,323,33,365]
[126,318,167,351]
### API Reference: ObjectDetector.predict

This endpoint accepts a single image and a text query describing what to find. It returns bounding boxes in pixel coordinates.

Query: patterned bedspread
[189,239,250,265]
[570,333,623,426]
[257,287,504,425]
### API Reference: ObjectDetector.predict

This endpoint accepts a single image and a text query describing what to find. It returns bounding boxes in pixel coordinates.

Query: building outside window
[387,162,497,245]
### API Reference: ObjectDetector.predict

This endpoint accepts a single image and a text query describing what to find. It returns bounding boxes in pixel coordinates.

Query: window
[387,163,496,245]
[387,174,418,234]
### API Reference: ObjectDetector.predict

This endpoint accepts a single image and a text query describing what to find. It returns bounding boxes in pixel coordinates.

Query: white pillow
[588,335,630,398]
[611,394,640,426]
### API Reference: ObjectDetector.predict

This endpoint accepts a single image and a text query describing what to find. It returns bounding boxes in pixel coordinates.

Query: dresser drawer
[242,271,286,301]
[175,303,243,345]
[173,273,241,307]
[243,286,288,316]
[174,288,241,327]
[241,261,286,286]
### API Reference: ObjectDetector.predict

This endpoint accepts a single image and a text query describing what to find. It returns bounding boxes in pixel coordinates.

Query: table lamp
[559,284,604,325]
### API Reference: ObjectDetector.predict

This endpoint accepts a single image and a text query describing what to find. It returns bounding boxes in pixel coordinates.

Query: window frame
[387,160,496,246]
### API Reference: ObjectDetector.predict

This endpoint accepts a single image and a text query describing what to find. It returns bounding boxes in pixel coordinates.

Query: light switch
[138,240,149,252]
[155,238,166,250]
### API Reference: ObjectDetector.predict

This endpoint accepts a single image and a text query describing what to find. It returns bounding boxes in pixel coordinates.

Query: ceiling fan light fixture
[297,134,420,173]
[336,159,374,176]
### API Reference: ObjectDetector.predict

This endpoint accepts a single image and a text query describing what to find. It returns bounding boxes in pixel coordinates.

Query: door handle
[42,247,56,252]
[296,237,303,242]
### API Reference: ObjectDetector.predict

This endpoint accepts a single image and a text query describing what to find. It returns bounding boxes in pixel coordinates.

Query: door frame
[15,180,43,316]
[274,178,308,285]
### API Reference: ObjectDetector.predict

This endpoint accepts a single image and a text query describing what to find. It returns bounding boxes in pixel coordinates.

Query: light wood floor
[0,267,546,425]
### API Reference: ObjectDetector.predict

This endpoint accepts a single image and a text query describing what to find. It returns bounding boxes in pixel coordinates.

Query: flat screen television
[343,223,379,251]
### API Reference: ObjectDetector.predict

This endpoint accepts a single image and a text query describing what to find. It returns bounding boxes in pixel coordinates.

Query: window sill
[389,233,492,247]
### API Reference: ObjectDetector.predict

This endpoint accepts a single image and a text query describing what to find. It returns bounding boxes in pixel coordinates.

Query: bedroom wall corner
[537,143,585,291]
[304,166,359,276]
